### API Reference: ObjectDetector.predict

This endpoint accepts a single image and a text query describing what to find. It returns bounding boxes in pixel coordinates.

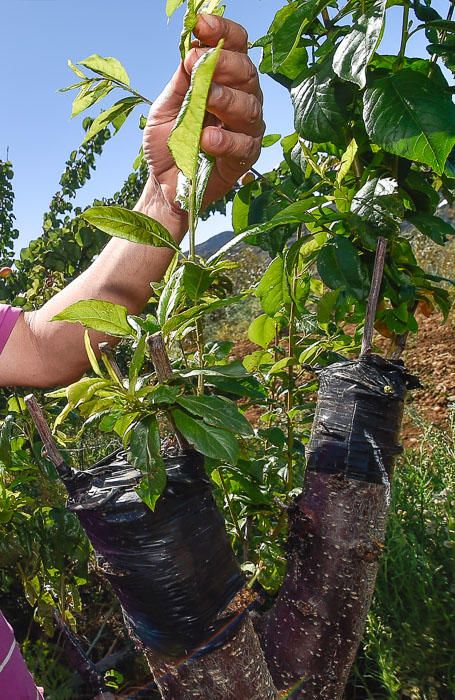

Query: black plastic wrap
[306,354,420,483]
[62,449,244,657]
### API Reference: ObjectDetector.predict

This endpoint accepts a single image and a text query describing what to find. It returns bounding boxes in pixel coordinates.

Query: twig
[98,342,124,383]
[24,395,72,480]
[360,237,388,357]
[147,333,189,451]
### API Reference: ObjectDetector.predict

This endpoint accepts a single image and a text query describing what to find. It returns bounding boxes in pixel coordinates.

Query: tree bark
[258,471,389,699]
[145,598,277,700]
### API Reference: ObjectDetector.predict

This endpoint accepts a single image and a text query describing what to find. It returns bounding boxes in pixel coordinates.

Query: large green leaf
[317,237,370,300]
[351,177,403,239]
[183,261,213,301]
[130,416,166,511]
[333,0,386,88]
[363,70,455,175]
[168,41,223,180]
[248,314,277,348]
[79,54,130,86]
[53,300,132,337]
[81,206,180,251]
[83,97,142,143]
[172,409,239,464]
[177,395,253,436]
[256,256,291,316]
[292,62,346,144]
[408,213,455,245]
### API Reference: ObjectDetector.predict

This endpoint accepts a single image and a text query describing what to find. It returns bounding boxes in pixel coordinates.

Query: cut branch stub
[361,236,387,357]
[147,332,189,451]
[25,394,72,481]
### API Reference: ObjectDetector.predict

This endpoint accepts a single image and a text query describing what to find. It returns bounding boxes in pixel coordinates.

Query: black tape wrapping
[62,449,244,657]
[306,354,420,483]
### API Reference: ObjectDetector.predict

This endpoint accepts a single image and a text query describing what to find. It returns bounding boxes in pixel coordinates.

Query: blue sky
[1,0,447,253]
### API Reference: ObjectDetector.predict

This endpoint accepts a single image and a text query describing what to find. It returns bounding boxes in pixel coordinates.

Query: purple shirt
[0,306,43,698]
[0,305,22,353]
[0,612,44,699]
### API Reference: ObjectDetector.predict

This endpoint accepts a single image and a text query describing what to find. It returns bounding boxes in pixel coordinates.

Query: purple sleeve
[0,305,22,354]
[0,611,44,699]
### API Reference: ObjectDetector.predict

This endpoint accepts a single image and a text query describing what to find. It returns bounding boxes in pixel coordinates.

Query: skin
[0,15,264,388]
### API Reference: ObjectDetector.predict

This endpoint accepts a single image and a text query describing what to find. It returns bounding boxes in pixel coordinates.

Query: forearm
[0,180,187,388]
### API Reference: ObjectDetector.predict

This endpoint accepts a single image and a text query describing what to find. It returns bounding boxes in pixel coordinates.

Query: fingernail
[209,129,223,147]
[201,13,218,31]
[210,83,222,100]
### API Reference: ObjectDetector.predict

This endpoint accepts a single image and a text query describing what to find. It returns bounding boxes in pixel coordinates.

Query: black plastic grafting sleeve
[306,354,420,483]
[63,449,244,658]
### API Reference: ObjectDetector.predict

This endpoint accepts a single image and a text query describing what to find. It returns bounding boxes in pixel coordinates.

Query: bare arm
[0,15,264,389]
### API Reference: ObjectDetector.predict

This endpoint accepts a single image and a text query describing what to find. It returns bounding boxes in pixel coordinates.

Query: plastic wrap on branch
[259,354,420,699]
[62,448,244,658]
[306,354,421,483]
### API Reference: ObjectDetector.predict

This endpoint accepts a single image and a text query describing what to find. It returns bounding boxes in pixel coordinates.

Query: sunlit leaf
[53,300,132,337]
[81,206,180,251]
[78,54,130,86]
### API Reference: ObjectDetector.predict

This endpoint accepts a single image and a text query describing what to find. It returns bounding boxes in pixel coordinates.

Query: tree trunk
[145,613,277,700]
[258,471,389,699]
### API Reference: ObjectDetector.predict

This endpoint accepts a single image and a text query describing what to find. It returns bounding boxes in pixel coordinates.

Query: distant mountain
[195,230,234,258]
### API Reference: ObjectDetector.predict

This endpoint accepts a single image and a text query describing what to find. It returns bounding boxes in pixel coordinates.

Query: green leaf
[256,256,291,316]
[317,289,341,327]
[81,206,180,251]
[130,416,166,511]
[351,177,403,239]
[336,138,358,185]
[78,54,130,86]
[0,416,13,467]
[183,261,213,301]
[266,0,328,80]
[248,314,277,348]
[177,395,253,436]
[292,62,346,144]
[363,70,455,175]
[71,81,114,118]
[128,335,146,394]
[172,408,239,464]
[317,237,370,300]
[333,0,386,88]
[53,300,132,337]
[262,133,281,148]
[82,97,142,143]
[176,153,215,214]
[84,331,103,376]
[166,0,185,17]
[232,181,257,233]
[408,213,455,246]
[157,267,186,327]
[168,41,223,180]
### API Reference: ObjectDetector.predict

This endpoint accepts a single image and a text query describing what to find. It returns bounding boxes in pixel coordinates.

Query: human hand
[136,14,264,240]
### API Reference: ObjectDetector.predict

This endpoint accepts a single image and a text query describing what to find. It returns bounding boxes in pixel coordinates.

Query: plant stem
[285,226,303,491]
[398,1,410,67]
[188,178,205,395]
[218,468,244,547]
[361,237,388,357]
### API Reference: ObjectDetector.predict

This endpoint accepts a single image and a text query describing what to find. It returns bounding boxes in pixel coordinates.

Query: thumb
[147,63,190,123]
